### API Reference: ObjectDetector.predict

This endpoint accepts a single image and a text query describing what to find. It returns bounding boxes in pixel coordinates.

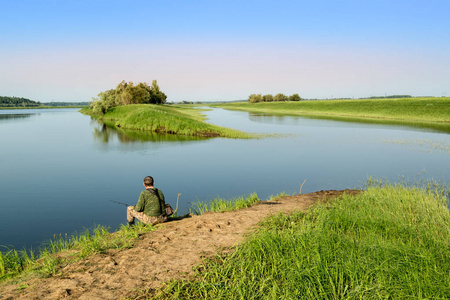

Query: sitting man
[127,176,167,226]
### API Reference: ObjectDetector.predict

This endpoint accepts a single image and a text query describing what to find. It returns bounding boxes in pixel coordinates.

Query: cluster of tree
[0,96,41,107]
[90,80,167,114]
[248,93,301,103]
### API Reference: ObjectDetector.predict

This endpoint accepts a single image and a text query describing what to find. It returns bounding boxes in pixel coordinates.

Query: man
[127,176,167,226]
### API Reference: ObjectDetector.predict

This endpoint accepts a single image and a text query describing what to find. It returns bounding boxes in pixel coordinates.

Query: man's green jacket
[134,188,165,217]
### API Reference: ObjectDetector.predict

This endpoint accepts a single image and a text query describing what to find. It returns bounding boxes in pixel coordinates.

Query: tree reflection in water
[91,118,210,144]
[0,113,34,123]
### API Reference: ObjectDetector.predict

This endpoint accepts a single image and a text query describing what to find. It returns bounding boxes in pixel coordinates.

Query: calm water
[0,108,449,250]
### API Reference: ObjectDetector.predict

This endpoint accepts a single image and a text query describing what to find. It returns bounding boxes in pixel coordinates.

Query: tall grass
[190,192,290,215]
[190,193,261,215]
[0,248,35,280]
[0,223,155,281]
[158,184,450,299]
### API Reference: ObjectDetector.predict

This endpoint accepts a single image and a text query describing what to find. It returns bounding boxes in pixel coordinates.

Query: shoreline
[80,104,256,139]
[0,189,357,299]
[2,185,449,298]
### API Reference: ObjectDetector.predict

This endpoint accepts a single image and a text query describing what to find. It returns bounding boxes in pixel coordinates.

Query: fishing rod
[109,200,130,206]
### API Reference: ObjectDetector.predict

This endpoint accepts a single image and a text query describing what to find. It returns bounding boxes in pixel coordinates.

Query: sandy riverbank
[0,190,359,299]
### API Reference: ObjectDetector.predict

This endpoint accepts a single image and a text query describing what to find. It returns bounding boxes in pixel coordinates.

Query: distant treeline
[305,95,414,101]
[364,95,412,99]
[43,102,88,106]
[1,96,88,108]
[0,96,41,107]
[248,93,301,103]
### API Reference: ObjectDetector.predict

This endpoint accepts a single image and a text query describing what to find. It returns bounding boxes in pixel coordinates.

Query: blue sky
[1,0,449,102]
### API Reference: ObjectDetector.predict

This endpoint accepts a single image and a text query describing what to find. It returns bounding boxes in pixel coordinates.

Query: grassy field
[158,183,450,299]
[81,104,255,139]
[210,97,450,132]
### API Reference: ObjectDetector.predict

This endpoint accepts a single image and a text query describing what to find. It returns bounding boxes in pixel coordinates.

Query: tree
[289,93,301,101]
[130,82,151,104]
[262,94,274,102]
[89,89,117,114]
[115,81,150,105]
[149,80,167,104]
[248,94,262,103]
[274,93,288,102]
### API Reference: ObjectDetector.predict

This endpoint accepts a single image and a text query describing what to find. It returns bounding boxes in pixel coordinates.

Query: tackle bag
[152,187,174,217]
[165,204,174,216]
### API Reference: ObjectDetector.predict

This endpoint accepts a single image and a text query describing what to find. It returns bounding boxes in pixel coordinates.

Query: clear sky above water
[1,0,449,102]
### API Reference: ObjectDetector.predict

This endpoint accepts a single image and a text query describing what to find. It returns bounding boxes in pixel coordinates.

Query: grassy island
[210,97,450,133]
[83,80,255,138]
[81,104,254,139]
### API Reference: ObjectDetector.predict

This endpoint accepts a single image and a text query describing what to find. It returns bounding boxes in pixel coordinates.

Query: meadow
[210,97,450,133]
[81,104,256,139]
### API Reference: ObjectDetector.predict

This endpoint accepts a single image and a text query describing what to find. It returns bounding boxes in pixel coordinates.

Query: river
[0,107,448,250]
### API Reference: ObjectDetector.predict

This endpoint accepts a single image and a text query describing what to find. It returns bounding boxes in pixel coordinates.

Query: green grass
[81,104,256,139]
[157,184,450,299]
[189,192,289,215]
[190,193,261,215]
[0,223,156,281]
[210,97,450,133]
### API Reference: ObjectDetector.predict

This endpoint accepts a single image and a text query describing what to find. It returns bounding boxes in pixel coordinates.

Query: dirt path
[0,190,359,300]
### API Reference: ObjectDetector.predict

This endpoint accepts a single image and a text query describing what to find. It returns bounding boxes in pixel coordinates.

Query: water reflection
[249,112,450,134]
[0,113,34,123]
[91,118,211,144]
[249,114,305,126]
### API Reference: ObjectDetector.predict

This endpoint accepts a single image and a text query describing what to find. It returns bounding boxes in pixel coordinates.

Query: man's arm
[134,192,145,212]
